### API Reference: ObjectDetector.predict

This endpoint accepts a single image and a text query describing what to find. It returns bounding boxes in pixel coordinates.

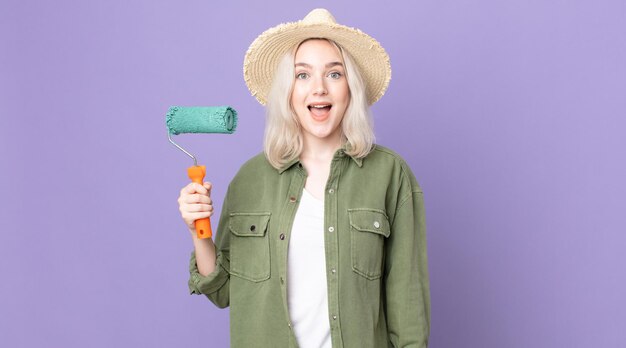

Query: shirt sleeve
[187,186,232,309]
[384,187,431,347]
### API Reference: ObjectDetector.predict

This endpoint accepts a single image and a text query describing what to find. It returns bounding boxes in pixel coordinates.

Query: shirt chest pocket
[348,209,391,280]
[229,212,271,282]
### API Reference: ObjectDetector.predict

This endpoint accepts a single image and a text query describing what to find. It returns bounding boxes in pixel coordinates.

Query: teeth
[310,105,330,109]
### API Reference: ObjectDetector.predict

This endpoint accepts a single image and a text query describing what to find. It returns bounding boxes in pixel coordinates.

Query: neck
[300,132,343,162]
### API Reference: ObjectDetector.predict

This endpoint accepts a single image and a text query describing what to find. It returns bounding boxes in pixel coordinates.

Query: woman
[178,9,430,348]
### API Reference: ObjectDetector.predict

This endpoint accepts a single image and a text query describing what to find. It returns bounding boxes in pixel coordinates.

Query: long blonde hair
[264,39,374,169]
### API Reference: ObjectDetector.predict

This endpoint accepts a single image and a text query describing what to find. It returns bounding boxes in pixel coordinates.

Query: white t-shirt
[287,188,331,348]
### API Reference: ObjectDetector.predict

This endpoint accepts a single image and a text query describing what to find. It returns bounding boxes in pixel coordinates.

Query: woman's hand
[178,182,213,234]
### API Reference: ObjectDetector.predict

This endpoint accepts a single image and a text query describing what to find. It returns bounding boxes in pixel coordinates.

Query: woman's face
[291,39,350,144]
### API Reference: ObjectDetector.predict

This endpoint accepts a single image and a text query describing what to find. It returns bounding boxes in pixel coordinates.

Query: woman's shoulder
[240,151,271,170]
[369,144,407,161]
[366,144,422,193]
[366,144,412,171]
[230,152,275,184]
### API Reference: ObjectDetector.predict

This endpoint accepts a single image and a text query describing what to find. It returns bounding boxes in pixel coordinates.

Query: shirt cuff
[188,251,229,295]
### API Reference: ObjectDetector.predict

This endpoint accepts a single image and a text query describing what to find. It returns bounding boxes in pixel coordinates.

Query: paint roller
[166,106,238,239]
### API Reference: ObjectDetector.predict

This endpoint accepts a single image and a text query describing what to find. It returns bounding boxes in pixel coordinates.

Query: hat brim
[243,21,391,106]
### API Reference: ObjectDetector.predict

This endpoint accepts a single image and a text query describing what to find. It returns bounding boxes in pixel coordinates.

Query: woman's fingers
[180,202,213,213]
[178,182,215,230]
[179,193,212,205]
[183,210,213,219]
[180,182,208,195]
[180,205,213,228]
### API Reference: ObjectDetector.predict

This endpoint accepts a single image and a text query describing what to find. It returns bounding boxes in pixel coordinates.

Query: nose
[312,76,327,96]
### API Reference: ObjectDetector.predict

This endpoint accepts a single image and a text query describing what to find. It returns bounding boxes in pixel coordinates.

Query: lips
[307,103,332,121]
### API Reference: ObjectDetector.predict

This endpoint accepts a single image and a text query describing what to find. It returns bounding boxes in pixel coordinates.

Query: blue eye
[329,72,342,79]
[296,72,308,80]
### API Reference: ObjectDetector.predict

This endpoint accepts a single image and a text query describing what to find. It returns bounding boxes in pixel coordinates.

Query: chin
[309,126,340,140]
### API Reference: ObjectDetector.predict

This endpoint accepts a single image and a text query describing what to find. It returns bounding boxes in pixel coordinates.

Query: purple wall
[1,0,624,347]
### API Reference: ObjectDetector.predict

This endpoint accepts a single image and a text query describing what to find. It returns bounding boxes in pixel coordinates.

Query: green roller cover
[166,106,238,135]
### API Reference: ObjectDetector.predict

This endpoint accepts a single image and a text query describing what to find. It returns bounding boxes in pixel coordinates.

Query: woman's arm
[385,188,431,347]
[192,234,217,276]
[180,182,231,308]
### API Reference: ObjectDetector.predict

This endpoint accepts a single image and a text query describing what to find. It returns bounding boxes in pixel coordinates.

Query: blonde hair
[264,38,375,169]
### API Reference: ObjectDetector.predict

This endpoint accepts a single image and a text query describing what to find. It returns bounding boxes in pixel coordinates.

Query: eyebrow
[294,62,344,69]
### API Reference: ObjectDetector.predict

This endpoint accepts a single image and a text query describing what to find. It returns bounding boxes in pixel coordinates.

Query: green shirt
[189,145,430,347]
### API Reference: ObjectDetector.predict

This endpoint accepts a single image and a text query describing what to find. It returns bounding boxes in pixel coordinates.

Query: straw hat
[243,8,391,106]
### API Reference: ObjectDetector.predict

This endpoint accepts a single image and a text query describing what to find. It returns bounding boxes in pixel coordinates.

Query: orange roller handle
[187,165,213,239]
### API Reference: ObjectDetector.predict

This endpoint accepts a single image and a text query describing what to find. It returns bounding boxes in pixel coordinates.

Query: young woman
[177,9,430,348]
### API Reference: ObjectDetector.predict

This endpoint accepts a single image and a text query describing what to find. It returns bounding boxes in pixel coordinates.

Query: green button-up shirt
[189,145,430,347]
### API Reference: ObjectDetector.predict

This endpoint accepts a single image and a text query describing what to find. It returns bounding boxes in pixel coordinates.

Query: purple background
[1,0,625,347]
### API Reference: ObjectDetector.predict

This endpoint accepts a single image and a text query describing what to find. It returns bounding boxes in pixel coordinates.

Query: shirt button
[280,277,284,284]
[279,233,285,240]
[250,225,256,231]
[373,221,380,229]
[328,226,334,232]
[331,268,336,274]
[328,188,334,194]
[332,315,337,320]
[289,196,296,203]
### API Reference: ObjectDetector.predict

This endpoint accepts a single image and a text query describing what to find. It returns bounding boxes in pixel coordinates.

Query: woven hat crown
[301,8,337,24]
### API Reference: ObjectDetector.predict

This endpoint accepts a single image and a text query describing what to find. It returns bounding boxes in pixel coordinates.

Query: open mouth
[307,104,332,120]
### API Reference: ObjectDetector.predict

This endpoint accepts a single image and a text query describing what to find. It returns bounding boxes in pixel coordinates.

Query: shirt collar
[277,146,363,174]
